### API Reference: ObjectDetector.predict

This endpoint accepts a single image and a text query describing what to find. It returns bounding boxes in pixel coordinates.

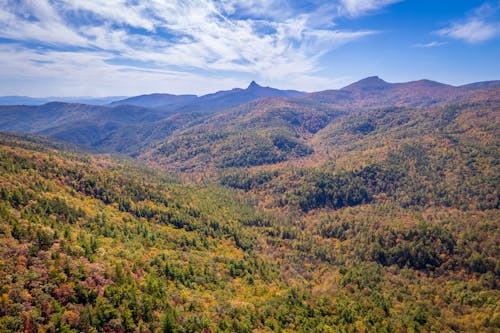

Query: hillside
[0,134,285,332]
[0,82,305,154]
[140,80,500,171]
[140,98,343,171]
[1,129,499,332]
[0,102,172,150]
[1,77,498,164]
[218,92,499,210]
[303,76,500,110]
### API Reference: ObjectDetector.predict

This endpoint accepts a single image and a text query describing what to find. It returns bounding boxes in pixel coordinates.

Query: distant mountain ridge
[109,93,197,108]
[459,80,500,88]
[2,77,498,107]
[109,81,305,111]
[138,78,500,171]
[1,76,498,167]
[303,76,500,109]
[341,76,393,91]
[0,95,127,106]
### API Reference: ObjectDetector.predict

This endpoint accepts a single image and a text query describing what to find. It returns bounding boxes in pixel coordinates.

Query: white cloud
[437,2,500,43]
[0,44,245,96]
[0,0,88,45]
[219,0,293,20]
[438,19,499,43]
[0,0,382,96]
[413,41,446,48]
[60,0,156,31]
[338,0,401,17]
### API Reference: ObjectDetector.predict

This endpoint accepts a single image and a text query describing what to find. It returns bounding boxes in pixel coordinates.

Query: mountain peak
[342,76,391,91]
[248,81,261,89]
[363,76,385,83]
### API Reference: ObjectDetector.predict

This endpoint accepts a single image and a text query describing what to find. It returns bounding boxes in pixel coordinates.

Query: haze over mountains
[0,95,127,106]
[110,81,304,110]
[0,81,304,108]
[1,76,498,166]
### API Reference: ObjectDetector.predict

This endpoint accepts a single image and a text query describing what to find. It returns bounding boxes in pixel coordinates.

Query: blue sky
[0,0,499,97]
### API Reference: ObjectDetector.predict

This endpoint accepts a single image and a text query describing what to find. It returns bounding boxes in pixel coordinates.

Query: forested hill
[141,84,499,171]
[0,133,282,332]
[0,77,499,333]
[217,95,499,211]
[0,133,499,332]
[1,77,498,164]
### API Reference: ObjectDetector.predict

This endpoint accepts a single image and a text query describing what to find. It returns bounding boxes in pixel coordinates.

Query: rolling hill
[109,93,197,108]
[0,76,499,332]
[0,81,305,153]
[303,76,499,110]
[0,102,173,150]
[219,94,499,211]
[139,78,500,171]
[1,77,498,162]
[140,98,344,171]
[0,121,498,332]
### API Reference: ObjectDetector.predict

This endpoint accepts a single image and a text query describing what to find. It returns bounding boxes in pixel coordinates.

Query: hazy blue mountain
[302,76,494,109]
[0,96,127,105]
[109,93,197,108]
[177,81,305,112]
[459,80,500,88]
[109,81,305,112]
[341,76,393,92]
[0,102,171,149]
[1,77,498,159]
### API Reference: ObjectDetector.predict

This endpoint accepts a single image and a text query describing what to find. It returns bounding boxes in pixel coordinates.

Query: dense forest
[0,78,499,333]
[0,126,498,333]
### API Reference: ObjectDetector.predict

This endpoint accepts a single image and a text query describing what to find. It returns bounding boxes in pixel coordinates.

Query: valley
[0,77,499,332]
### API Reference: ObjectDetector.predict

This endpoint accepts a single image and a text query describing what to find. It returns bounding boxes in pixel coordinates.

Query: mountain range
[0,95,127,106]
[110,81,304,110]
[0,76,499,332]
[1,76,498,168]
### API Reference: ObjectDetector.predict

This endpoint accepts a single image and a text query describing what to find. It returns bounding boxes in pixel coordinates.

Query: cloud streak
[0,44,247,97]
[413,41,446,48]
[438,20,499,43]
[0,0,394,95]
[437,2,500,43]
[338,0,401,17]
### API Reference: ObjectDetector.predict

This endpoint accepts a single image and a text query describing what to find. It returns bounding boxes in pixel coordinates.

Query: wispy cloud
[0,0,387,95]
[338,0,401,17]
[0,0,88,45]
[413,41,446,48]
[437,2,500,43]
[0,44,246,97]
[438,20,499,43]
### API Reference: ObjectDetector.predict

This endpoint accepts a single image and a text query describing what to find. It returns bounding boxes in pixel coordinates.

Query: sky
[0,0,499,97]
